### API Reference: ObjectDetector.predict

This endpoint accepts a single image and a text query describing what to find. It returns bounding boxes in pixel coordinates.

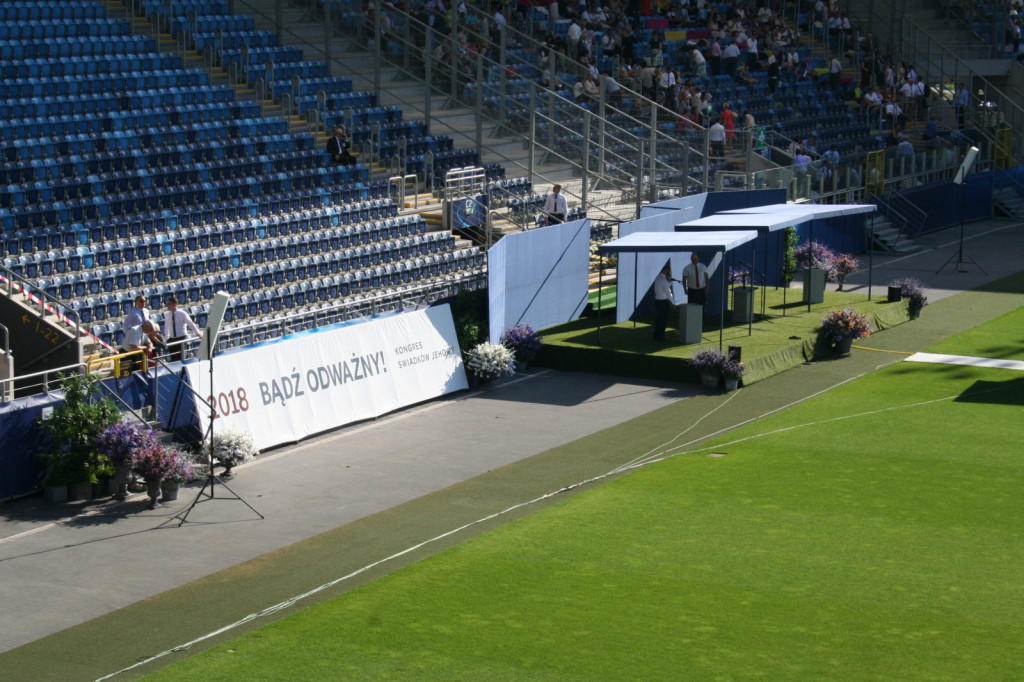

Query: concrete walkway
[0,217,1021,678]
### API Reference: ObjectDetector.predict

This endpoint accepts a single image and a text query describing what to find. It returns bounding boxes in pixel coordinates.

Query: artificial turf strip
[144,333,1024,680]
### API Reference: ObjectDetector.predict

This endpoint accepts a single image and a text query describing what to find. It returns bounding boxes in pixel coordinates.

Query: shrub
[889,277,928,316]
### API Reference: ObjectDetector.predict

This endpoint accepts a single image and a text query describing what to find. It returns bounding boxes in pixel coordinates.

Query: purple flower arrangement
[728,266,751,285]
[794,240,836,271]
[821,308,872,342]
[500,323,543,363]
[94,421,160,464]
[131,444,179,482]
[889,277,928,316]
[691,347,728,373]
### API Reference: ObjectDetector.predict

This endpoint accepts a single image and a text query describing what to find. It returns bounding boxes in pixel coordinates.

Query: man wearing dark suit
[327,126,356,165]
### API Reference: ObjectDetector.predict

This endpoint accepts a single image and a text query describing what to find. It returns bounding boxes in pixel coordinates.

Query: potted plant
[888,277,928,317]
[161,448,196,502]
[821,308,872,354]
[463,341,516,386]
[36,373,120,502]
[722,360,745,391]
[209,428,258,477]
[500,323,543,371]
[131,443,178,509]
[795,240,835,304]
[831,253,859,291]
[95,420,161,501]
[691,347,727,389]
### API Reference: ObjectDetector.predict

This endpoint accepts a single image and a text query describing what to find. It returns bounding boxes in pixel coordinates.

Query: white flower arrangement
[210,428,258,465]
[464,342,516,382]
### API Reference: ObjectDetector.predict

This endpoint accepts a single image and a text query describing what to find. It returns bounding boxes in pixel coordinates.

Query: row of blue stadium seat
[14,217,441,292]
[8,214,424,277]
[55,243,480,326]
[2,136,306,179]
[0,183,393,253]
[0,101,265,140]
[75,248,483,333]
[2,197,403,257]
[349,120,428,144]
[0,19,131,40]
[0,36,156,60]
[1,86,236,119]
[219,46,303,67]
[0,167,373,229]
[88,252,483,345]
[3,70,209,98]
[191,30,279,51]
[170,15,255,35]
[2,156,340,209]
[244,61,328,82]
[1,126,303,165]
[143,0,231,18]
[0,2,107,21]
[1,53,184,79]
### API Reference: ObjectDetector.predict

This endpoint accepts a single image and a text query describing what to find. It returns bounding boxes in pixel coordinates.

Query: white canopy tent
[706,203,878,309]
[596,230,759,348]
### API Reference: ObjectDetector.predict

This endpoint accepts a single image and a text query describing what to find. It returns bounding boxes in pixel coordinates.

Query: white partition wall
[487,219,591,344]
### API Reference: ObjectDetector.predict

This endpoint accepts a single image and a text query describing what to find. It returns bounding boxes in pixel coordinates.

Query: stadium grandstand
[0,0,1023,502]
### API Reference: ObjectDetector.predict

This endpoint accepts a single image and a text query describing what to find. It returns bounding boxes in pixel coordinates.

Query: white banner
[185,305,468,451]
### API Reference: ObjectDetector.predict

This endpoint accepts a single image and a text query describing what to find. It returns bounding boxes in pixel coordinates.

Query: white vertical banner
[186,305,468,451]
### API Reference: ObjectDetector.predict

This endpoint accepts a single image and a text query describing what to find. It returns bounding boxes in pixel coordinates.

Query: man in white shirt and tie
[652,264,675,341]
[162,295,202,362]
[543,184,568,224]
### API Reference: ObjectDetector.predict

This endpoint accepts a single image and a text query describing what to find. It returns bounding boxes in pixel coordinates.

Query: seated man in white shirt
[121,320,156,374]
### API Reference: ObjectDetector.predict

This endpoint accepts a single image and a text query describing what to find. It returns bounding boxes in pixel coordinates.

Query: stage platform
[536,287,915,386]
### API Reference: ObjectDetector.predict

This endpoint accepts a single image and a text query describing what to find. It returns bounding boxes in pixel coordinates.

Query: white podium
[732,286,755,323]
[678,304,703,345]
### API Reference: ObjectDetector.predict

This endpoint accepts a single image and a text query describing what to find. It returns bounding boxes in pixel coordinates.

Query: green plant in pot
[36,373,120,500]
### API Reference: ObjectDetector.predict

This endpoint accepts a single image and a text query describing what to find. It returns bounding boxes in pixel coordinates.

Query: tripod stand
[164,332,263,528]
[938,145,986,275]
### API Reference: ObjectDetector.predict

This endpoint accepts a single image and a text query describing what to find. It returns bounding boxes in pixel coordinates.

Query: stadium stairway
[993,185,1024,220]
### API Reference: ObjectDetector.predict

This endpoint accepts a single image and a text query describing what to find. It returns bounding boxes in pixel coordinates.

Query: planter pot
[68,482,93,501]
[91,481,109,499]
[887,286,903,303]
[113,461,130,501]
[835,337,854,354]
[723,376,740,391]
[161,481,180,502]
[802,267,826,304]
[700,371,720,390]
[44,485,68,503]
[145,479,162,509]
[516,360,528,373]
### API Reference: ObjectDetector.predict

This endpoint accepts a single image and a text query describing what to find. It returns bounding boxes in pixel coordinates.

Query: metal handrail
[0,265,84,352]
[0,361,84,403]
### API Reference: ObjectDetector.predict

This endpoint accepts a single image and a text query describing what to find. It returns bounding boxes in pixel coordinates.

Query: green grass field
[144,308,1024,680]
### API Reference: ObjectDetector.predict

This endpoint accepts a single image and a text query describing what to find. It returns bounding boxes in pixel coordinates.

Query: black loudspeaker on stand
[937,146,987,275]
